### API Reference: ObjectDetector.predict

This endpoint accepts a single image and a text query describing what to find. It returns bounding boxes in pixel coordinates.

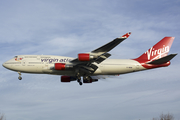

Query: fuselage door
[22,60,26,66]
[43,62,49,69]
[136,65,140,70]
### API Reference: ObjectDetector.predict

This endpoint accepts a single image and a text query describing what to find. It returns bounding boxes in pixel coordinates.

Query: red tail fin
[135,37,175,62]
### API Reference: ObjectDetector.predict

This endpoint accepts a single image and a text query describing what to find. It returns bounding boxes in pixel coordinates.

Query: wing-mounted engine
[77,53,111,64]
[78,53,97,61]
[54,63,73,70]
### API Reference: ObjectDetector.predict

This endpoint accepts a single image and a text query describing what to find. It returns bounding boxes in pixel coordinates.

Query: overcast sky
[0,0,180,120]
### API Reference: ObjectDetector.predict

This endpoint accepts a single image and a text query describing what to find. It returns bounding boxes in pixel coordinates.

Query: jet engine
[54,63,73,70]
[55,63,66,70]
[61,76,76,82]
[78,53,95,61]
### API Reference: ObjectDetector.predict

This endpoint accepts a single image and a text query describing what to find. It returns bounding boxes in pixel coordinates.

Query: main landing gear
[77,79,82,85]
[76,73,82,85]
[18,72,22,80]
[76,74,91,86]
[83,76,90,81]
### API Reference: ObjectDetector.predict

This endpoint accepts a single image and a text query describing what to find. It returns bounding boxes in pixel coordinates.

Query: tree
[152,118,159,120]
[159,113,174,120]
[152,113,174,120]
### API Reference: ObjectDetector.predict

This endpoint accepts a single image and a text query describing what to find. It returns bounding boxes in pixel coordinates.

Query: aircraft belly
[49,70,75,76]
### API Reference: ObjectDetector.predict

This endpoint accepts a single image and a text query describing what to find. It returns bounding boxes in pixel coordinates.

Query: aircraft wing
[71,32,131,64]
[69,32,131,76]
[91,32,131,53]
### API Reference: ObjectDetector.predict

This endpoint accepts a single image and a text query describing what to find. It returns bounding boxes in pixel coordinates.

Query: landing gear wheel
[77,79,83,85]
[77,77,83,86]
[76,72,83,85]
[18,72,22,80]
[18,76,22,80]
[79,82,82,85]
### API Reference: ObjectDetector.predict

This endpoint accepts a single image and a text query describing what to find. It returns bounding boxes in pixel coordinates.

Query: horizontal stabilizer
[147,54,177,65]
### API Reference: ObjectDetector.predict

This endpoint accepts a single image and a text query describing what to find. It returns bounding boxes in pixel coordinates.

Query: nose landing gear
[18,72,22,80]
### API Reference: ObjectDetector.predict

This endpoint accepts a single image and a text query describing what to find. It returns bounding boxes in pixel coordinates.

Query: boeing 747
[2,32,177,85]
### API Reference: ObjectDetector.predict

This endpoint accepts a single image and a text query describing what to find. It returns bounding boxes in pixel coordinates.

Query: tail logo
[145,45,169,60]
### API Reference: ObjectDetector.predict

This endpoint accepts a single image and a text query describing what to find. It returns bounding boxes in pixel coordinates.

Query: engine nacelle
[61,76,76,82]
[54,63,73,70]
[78,53,94,61]
[83,79,98,83]
[55,63,66,70]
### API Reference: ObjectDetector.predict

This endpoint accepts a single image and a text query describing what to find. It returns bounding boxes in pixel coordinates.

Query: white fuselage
[3,55,146,76]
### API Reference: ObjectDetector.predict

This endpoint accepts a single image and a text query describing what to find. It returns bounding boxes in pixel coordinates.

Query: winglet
[121,32,131,38]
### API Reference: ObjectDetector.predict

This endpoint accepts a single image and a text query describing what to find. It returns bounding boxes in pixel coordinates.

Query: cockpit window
[14,56,18,58]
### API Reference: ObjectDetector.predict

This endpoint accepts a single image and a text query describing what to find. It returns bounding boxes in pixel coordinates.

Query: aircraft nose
[2,62,7,68]
[2,61,13,70]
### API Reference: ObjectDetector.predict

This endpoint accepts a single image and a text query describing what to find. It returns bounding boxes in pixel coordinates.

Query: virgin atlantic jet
[2,32,177,85]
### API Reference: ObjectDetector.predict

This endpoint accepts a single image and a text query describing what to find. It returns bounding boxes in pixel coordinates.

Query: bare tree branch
[159,113,174,120]
[0,113,5,120]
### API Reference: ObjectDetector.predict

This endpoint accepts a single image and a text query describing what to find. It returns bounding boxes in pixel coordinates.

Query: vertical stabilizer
[135,37,174,62]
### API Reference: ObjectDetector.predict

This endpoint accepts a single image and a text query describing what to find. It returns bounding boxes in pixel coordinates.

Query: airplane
[2,32,177,85]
